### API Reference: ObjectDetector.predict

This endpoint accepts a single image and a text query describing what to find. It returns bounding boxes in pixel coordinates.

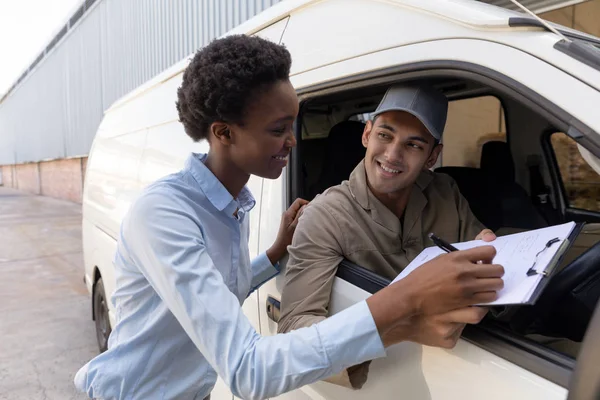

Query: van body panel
[281,0,600,90]
[81,1,600,399]
[288,39,600,143]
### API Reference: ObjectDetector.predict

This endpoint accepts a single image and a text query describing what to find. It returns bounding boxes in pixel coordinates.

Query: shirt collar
[185,153,256,214]
[348,159,433,233]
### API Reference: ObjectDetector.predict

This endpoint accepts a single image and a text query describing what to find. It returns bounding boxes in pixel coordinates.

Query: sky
[0,0,82,96]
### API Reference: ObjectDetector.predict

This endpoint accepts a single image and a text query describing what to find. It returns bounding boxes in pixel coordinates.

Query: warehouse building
[0,0,599,203]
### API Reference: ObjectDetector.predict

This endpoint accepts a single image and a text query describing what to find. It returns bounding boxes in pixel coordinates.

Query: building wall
[39,158,85,203]
[0,0,284,166]
[1,165,15,189]
[1,0,599,203]
[14,164,41,195]
[1,157,86,203]
[542,0,600,35]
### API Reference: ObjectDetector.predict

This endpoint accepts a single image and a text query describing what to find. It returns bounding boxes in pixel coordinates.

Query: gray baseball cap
[372,84,448,140]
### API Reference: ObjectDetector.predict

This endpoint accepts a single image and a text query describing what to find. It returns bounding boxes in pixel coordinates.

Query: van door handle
[266,296,281,323]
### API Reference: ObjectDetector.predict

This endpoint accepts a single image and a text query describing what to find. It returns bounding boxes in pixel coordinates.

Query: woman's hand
[475,229,496,242]
[266,198,309,264]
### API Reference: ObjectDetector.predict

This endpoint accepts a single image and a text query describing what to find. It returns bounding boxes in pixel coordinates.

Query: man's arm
[278,202,344,334]
[278,202,372,389]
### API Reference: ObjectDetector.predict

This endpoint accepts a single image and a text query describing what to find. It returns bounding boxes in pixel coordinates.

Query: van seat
[310,121,366,197]
[436,141,547,231]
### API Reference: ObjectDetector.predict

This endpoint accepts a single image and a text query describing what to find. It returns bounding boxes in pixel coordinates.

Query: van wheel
[93,278,111,353]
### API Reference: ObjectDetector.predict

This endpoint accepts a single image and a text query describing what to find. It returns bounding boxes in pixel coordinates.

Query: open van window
[550,132,600,213]
[289,69,600,386]
[442,96,506,169]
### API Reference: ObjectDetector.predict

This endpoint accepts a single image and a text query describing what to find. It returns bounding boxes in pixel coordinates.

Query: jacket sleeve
[278,201,372,389]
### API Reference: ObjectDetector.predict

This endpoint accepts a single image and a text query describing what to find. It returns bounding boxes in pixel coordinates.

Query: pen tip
[428,232,434,238]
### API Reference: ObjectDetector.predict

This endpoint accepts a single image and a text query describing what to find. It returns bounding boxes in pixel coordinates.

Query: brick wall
[1,165,15,188]
[14,163,41,195]
[0,157,87,203]
[39,158,84,203]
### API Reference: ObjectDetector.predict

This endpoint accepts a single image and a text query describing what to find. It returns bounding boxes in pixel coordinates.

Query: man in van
[278,83,497,389]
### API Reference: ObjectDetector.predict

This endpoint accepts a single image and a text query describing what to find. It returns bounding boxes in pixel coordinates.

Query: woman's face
[228,80,299,180]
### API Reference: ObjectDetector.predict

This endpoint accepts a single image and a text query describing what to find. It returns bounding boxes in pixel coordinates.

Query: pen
[428,232,459,253]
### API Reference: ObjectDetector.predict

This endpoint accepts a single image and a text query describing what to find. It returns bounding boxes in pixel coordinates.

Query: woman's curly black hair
[176,34,292,142]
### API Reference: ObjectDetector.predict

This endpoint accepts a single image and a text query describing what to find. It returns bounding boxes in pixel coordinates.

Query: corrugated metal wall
[0,0,282,165]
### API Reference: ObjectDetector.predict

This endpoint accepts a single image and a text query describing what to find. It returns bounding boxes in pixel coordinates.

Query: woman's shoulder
[131,171,210,217]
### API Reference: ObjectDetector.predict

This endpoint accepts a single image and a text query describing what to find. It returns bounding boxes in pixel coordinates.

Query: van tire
[93,278,111,353]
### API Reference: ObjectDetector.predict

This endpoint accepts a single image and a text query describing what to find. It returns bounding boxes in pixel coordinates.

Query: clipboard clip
[526,237,560,276]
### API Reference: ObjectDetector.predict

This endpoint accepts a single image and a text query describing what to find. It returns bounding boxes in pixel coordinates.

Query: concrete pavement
[0,187,97,400]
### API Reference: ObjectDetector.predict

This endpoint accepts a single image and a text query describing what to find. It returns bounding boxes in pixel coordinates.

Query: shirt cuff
[316,300,386,373]
[250,252,280,291]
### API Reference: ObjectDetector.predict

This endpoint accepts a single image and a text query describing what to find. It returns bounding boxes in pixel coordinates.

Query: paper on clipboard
[390,222,578,305]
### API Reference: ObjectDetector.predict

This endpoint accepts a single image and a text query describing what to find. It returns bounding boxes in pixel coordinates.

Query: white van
[81,0,600,398]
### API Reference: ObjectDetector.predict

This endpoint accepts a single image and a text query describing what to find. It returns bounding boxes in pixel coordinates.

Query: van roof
[105,0,590,112]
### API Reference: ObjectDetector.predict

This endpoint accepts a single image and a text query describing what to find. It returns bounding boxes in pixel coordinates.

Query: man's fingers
[471,291,499,304]
[469,264,505,279]
[469,277,504,292]
[454,245,497,264]
[441,307,488,325]
[451,325,466,342]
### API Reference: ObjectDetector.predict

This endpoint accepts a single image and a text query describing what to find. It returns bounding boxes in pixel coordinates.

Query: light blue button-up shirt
[74,153,385,400]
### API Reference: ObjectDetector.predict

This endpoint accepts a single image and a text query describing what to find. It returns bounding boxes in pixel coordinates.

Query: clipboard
[524,221,585,305]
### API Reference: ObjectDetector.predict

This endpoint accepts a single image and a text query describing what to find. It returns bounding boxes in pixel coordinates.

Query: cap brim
[372,107,441,140]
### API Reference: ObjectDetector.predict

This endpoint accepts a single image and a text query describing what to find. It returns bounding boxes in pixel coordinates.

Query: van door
[243,174,264,332]
[257,39,600,399]
[567,303,600,399]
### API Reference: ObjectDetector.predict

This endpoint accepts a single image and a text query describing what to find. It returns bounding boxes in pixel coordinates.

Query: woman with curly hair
[74,34,500,400]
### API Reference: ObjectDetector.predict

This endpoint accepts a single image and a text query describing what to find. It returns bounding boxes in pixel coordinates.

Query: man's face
[362,110,442,196]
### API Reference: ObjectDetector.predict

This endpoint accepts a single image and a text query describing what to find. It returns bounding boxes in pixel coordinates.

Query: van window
[550,132,600,212]
[441,96,506,168]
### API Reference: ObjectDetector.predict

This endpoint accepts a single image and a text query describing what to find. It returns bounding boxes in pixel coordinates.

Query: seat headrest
[310,120,366,196]
[327,120,366,150]
[481,141,515,182]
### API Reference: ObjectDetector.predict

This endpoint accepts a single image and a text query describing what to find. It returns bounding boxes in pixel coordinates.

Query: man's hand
[266,198,309,264]
[404,246,503,315]
[476,229,496,242]
[367,246,504,348]
[407,307,488,349]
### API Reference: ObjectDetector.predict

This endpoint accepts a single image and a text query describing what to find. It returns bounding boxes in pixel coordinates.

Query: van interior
[290,74,600,361]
